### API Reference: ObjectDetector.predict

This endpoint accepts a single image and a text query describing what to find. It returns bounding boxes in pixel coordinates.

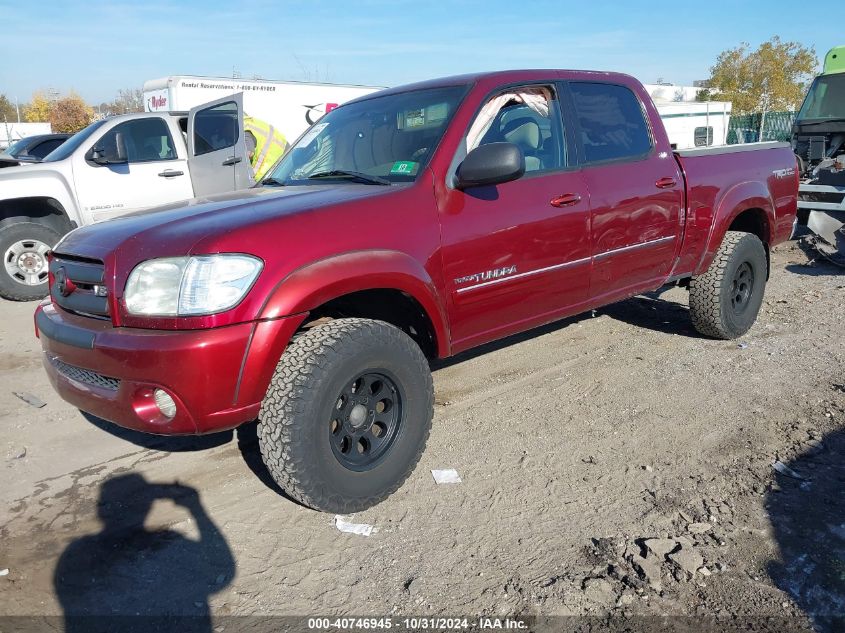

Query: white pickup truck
[0,95,253,300]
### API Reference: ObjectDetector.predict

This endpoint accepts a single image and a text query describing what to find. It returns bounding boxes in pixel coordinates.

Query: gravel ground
[0,239,843,632]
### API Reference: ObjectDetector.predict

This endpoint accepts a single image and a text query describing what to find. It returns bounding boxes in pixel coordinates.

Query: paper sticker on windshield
[298,122,328,147]
[390,161,419,176]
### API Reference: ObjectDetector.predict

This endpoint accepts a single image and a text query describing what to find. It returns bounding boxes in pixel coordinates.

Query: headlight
[125,254,263,316]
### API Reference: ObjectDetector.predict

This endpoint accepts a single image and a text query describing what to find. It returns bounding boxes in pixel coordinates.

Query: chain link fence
[726,111,797,144]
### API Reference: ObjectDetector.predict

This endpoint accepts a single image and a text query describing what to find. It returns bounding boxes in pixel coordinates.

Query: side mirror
[90,133,128,165]
[456,142,525,190]
[90,146,108,165]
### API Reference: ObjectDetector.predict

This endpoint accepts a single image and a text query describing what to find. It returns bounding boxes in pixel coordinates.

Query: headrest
[501,118,541,150]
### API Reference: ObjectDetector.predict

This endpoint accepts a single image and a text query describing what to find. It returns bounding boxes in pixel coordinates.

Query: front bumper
[35,302,305,435]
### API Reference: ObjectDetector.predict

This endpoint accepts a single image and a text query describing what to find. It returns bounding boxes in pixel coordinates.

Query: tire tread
[257,318,434,513]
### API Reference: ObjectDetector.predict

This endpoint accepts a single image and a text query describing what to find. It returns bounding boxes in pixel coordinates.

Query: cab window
[466,85,565,172]
[95,118,177,163]
[193,101,239,155]
[569,82,652,163]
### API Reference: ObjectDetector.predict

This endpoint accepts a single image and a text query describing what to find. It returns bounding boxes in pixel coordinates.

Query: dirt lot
[1,239,843,632]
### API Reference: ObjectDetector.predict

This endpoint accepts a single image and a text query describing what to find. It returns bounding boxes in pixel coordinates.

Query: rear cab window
[567,82,653,163]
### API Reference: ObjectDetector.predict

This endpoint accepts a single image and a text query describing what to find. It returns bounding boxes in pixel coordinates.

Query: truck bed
[672,142,798,277]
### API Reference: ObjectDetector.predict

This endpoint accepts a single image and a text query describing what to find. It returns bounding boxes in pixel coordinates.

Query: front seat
[501,117,543,171]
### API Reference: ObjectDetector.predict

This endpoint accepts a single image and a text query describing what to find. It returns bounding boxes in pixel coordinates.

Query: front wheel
[258,318,434,513]
[0,222,62,301]
[689,231,767,339]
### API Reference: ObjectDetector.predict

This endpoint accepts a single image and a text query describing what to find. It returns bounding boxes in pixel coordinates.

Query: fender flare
[0,169,81,231]
[695,181,774,276]
[259,249,451,357]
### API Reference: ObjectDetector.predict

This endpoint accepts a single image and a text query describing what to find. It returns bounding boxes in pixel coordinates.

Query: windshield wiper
[259,177,286,187]
[306,170,391,185]
[796,117,845,127]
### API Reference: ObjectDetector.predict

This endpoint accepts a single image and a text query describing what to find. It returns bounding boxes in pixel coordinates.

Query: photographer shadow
[766,428,845,633]
[54,473,235,633]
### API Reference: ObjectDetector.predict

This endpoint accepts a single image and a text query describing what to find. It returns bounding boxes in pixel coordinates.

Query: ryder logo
[147,95,167,110]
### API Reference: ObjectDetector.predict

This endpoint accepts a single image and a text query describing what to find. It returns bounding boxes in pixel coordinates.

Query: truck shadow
[79,413,318,508]
[766,427,845,633]
[80,411,233,452]
[599,291,704,338]
[433,291,701,369]
[54,473,235,633]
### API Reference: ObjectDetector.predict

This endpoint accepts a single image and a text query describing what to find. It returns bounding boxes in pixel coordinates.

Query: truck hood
[0,158,61,178]
[56,184,401,261]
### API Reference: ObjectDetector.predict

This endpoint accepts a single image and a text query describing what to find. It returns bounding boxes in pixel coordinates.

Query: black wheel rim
[730,261,754,315]
[329,371,403,471]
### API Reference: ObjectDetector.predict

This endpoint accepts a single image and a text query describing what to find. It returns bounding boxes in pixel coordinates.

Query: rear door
[187,93,253,195]
[565,81,683,302]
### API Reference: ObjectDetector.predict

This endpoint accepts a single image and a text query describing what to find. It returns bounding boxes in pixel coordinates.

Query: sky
[1,0,843,105]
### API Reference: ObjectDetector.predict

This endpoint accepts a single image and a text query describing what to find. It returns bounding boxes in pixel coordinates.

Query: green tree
[702,36,817,113]
[50,94,94,133]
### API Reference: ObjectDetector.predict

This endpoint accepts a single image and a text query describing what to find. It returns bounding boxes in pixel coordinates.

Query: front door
[437,83,592,352]
[187,93,253,195]
[73,116,194,223]
[566,81,683,302]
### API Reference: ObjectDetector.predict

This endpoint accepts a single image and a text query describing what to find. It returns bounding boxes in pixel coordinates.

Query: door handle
[222,156,243,166]
[550,193,582,208]
[158,170,184,178]
[656,177,677,189]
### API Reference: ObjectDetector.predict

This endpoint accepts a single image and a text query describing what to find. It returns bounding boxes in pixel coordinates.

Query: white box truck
[143,75,383,148]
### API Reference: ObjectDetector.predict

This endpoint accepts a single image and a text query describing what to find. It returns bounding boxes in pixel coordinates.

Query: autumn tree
[50,94,94,133]
[24,91,53,122]
[699,37,817,113]
[0,95,18,122]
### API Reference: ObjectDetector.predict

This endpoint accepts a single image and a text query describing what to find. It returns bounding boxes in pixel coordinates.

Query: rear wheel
[689,231,767,339]
[258,318,434,513]
[0,222,62,301]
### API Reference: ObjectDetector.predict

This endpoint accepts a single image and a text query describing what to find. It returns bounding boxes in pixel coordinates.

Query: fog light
[153,389,177,419]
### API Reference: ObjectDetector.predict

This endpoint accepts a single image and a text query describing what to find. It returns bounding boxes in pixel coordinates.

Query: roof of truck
[342,69,639,105]
[823,46,845,74]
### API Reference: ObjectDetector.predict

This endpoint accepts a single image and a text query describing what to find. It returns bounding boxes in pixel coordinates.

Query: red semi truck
[35,70,798,512]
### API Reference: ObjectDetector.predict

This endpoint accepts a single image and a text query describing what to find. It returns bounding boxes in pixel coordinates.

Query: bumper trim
[36,308,95,349]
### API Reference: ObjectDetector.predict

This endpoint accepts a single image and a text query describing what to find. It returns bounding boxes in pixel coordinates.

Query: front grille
[53,358,120,391]
[49,254,109,319]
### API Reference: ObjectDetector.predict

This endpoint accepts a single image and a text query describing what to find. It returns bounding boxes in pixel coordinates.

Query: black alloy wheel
[330,372,403,471]
[730,261,755,315]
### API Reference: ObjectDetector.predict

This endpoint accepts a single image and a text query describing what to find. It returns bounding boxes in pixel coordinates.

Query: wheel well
[301,289,438,359]
[728,208,769,244]
[0,197,74,234]
[728,207,770,277]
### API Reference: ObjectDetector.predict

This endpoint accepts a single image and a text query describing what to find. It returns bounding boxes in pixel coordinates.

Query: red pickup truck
[35,70,798,512]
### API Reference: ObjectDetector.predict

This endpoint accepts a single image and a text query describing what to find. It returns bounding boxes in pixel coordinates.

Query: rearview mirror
[456,142,525,190]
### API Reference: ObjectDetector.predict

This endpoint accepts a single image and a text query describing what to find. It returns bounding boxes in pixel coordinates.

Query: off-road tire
[258,318,434,513]
[689,231,767,339]
[0,222,62,301]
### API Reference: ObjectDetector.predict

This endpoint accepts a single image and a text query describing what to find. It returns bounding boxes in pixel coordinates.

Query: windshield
[2,138,28,157]
[265,85,468,186]
[40,119,108,162]
[797,74,845,121]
